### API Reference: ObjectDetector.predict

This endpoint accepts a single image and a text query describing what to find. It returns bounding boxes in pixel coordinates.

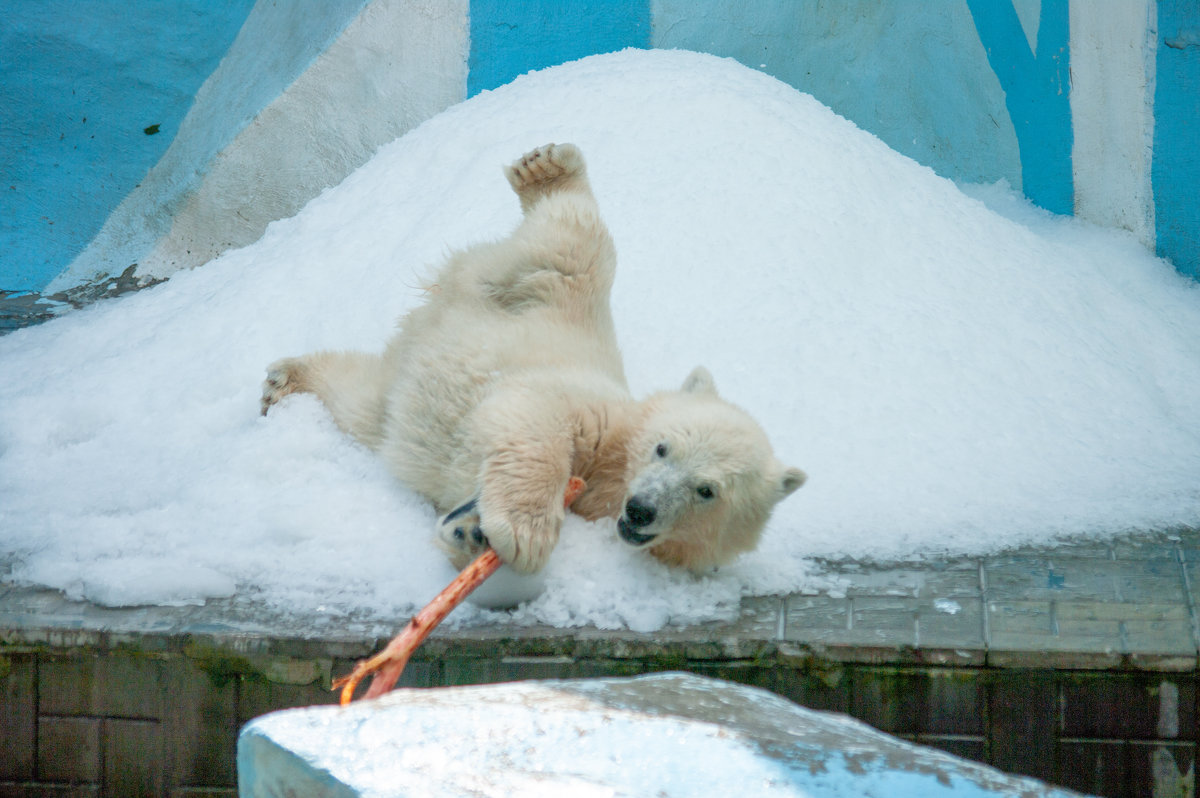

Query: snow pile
[2,50,1198,631]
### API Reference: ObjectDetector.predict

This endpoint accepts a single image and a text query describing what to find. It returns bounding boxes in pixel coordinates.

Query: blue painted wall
[0,0,256,293]
[1154,0,1200,279]
[468,0,650,96]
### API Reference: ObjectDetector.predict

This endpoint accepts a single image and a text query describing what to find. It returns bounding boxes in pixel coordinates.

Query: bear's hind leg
[505,143,592,213]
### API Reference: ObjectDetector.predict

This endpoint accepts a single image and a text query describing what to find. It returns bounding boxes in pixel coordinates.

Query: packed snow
[2,50,1198,632]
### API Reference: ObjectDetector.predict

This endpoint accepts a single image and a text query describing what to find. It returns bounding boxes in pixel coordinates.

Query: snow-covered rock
[237,673,1088,797]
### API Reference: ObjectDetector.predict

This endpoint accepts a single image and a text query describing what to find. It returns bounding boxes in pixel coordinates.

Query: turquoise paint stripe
[1153,0,1200,278]
[966,0,1073,216]
[468,0,651,96]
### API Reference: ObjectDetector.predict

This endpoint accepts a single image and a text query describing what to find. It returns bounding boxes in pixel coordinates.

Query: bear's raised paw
[505,143,585,198]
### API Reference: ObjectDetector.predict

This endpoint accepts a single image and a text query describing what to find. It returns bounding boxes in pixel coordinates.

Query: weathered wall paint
[468,0,650,96]
[0,1,257,292]
[1153,0,1200,278]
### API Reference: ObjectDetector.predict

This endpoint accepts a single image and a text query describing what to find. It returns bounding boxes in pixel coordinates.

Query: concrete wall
[3,0,1197,298]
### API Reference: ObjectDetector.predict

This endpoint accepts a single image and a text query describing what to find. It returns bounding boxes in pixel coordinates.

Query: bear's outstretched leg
[261,352,389,448]
[260,358,305,414]
[505,143,591,214]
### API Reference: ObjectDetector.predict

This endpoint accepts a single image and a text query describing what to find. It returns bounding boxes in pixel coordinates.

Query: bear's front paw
[480,507,556,575]
[435,497,489,568]
[260,359,299,416]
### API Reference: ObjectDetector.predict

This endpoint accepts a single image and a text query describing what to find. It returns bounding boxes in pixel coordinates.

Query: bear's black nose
[624,496,657,528]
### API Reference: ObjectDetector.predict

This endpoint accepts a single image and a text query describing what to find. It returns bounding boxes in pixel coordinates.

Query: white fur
[262,144,805,574]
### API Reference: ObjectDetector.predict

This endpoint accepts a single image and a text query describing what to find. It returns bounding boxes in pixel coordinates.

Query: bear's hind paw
[436,497,489,564]
[505,143,585,196]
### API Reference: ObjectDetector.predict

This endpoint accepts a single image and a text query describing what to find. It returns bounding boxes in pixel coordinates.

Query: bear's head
[619,367,806,570]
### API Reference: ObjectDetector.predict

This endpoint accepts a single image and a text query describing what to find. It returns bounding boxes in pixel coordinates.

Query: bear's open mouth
[617,518,657,546]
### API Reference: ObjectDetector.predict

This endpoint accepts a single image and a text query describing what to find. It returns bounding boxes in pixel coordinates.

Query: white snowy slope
[1,50,1198,632]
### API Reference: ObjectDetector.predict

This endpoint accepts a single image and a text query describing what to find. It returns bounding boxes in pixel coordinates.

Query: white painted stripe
[1069,0,1157,247]
[52,0,469,292]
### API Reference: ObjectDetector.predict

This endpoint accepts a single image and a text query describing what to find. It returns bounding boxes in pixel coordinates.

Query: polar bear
[261,143,805,574]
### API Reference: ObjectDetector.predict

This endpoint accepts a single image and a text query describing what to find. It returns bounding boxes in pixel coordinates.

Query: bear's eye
[696,485,715,500]
[655,443,669,458]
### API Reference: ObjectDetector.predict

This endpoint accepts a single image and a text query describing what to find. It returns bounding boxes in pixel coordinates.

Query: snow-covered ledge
[237,672,1087,798]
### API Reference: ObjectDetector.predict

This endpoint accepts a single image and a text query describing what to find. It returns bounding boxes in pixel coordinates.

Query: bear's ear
[681,366,717,396]
[777,466,807,498]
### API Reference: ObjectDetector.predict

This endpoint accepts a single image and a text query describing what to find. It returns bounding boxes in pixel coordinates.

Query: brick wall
[0,648,333,797]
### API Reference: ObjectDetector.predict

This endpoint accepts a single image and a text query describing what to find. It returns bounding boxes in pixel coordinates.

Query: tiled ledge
[2,528,1197,670]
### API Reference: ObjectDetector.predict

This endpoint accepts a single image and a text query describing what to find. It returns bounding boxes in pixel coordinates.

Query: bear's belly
[374,304,626,510]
